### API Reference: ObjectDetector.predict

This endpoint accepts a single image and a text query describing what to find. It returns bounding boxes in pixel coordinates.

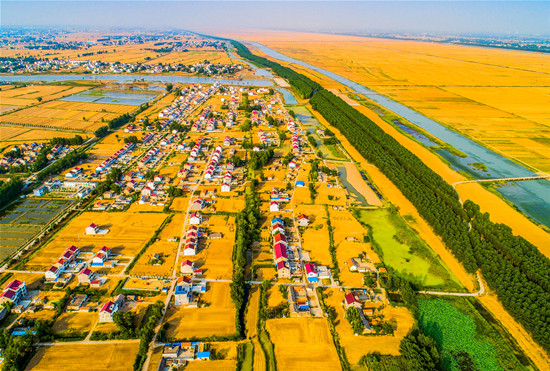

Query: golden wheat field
[0,99,135,132]
[52,312,97,334]
[24,212,167,270]
[265,318,341,371]
[163,282,236,339]
[25,343,140,371]
[191,215,236,281]
[0,85,89,107]
[130,213,186,277]
[298,205,333,267]
[225,30,550,173]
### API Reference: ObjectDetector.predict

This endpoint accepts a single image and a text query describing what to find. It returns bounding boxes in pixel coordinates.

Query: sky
[2,1,549,36]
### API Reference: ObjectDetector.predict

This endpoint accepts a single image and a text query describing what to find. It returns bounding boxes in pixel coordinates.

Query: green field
[354,208,461,290]
[0,198,74,261]
[418,298,530,371]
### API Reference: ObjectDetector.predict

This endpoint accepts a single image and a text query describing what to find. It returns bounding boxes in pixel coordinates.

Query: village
[1,77,397,370]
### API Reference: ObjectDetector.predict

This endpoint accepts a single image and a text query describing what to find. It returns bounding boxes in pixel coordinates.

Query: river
[0,73,273,87]
[245,41,550,228]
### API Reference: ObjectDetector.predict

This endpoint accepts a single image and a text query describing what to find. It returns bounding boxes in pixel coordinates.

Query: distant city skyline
[2,1,549,36]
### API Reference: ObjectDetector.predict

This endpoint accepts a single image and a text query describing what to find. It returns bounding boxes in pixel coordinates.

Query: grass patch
[353,208,462,290]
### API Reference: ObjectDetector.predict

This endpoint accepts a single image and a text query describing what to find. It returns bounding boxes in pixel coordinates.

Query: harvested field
[164,282,235,339]
[298,205,332,267]
[191,215,235,280]
[24,211,166,270]
[1,99,135,132]
[265,318,341,371]
[25,342,140,371]
[52,312,97,334]
[4,128,91,142]
[246,285,260,337]
[325,288,414,364]
[130,213,185,276]
[0,85,89,107]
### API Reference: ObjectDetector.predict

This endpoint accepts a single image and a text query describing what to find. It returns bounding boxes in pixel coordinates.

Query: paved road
[38,339,140,346]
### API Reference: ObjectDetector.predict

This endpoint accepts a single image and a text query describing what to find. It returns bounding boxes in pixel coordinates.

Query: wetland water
[247,41,550,228]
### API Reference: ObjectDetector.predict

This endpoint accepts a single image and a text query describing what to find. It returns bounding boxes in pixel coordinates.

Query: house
[271,223,285,235]
[189,212,202,225]
[0,280,27,305]
[180,260,194,274]
[277,261,291,278]
[190,198,204,211]
[78,268,95,284]
[92,246,111,266]
[348,257,374,273]
[45,265,61,281]
[344,293,362,309]
[274,244,288,264]
[317,265,331,279]
[99,301,119,322]
[174,277,193,306]
[183,243,196,256]
[273,232,287,247]
[305,263,318,283]
[34,185,48,197]
[67,294,88,311]
[296,180,305,187]
[221,183,231,193]
[297,214,310,227]
[99,295,124,322]
[270,201,279,212]
[86,223,100,235]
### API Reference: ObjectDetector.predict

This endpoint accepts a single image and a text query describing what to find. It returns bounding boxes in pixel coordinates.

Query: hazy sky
[2,1,549,36]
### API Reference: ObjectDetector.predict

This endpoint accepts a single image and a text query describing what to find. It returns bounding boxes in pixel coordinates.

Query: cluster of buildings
[95,143,135,174]
[203,145,223,181]
[343,289,387,334]
[45,245,81,283]
[160,342,211,370]
[0,142,47,172]
[183,224,201,256]
[272,218,292,279]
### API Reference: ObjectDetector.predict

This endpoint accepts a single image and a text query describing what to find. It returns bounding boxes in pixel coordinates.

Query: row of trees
[49,135,84,146]
[36,150,87,182]
[0,178,23,209]
[230,183,261,337]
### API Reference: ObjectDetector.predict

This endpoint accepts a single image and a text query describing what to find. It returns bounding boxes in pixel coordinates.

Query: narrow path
[417,272,485,297]
[452,175,549,186]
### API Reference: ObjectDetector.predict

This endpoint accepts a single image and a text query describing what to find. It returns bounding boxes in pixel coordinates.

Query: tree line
[230,182,261,338]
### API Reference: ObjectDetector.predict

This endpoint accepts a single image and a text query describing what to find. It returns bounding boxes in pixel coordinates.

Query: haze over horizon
[2,1,549,37]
